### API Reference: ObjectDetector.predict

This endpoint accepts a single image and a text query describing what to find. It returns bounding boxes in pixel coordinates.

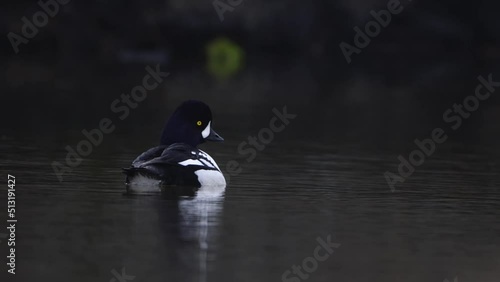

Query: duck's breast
[194,169,226,187]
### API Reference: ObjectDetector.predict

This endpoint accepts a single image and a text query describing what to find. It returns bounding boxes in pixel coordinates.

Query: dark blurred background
[1,0,500,146]
[2,2,500,282]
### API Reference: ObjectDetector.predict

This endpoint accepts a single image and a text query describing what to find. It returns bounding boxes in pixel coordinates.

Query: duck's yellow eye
[197,121,202,126]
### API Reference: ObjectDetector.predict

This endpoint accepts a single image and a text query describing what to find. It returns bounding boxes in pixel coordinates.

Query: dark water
[1,127,499,282]
[2,58,500,279]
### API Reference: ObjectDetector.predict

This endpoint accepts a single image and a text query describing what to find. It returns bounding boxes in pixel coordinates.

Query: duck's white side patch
[195,169,226,187]
[127,175,161,193]
[201,121,211,138]
[179,159,204,166]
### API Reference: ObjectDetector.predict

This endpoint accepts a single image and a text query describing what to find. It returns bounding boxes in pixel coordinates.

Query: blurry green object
[206,37,245,80]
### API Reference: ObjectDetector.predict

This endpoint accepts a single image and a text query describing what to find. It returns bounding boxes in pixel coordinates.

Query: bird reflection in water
[156,185,225,282]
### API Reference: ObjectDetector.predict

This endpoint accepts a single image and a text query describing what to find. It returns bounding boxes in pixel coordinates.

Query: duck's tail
[122,167,135,175]
[122,167,162,181]
[122,167,150,176]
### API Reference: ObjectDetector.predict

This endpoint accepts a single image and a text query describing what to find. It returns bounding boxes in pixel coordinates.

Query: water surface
[1,131,499,282]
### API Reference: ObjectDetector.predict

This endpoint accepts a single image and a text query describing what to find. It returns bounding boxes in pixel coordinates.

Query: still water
[1,125,499,282]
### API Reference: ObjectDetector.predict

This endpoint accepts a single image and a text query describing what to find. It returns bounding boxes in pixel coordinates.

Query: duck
[123,100,226,192]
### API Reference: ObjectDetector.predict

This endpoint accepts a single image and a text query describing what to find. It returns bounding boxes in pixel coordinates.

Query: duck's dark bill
[206,128,224,142]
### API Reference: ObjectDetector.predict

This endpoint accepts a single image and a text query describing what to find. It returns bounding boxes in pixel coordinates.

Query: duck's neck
[160,119,200,148]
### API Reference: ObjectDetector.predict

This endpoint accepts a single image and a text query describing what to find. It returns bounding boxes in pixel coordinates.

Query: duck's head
[160,100,224,147]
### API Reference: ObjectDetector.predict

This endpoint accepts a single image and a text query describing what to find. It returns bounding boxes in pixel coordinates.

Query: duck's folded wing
[131,145,167,167]
[141,143,197,166]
